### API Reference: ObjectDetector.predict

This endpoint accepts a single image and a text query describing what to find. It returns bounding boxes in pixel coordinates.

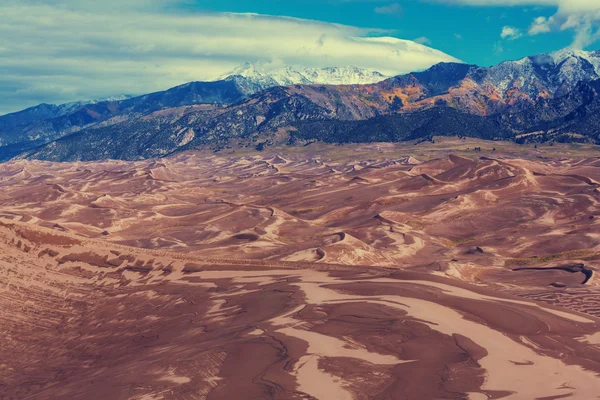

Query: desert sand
[1,139,600,399]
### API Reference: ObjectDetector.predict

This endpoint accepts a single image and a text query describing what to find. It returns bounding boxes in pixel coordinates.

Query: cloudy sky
[1,0,599,115]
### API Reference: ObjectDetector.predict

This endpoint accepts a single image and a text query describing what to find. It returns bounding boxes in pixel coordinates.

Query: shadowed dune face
[2,143,600,399]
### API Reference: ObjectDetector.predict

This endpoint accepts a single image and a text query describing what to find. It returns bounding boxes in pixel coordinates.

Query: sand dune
[1,219,599,399]
[1,140,600,399]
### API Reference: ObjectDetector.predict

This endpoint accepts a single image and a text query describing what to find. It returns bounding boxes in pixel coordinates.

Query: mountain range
[0,63,387,160]
[2,49,600,162]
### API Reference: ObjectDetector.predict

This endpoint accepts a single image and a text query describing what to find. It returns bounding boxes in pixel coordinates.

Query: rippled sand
[1,141,600,399]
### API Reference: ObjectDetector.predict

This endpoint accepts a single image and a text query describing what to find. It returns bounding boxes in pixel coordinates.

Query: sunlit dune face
[1,140,600,399]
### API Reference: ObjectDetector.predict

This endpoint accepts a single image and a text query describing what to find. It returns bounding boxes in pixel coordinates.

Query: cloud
[454,33,463,39]
[432,0,599,12]
[414,36,432,45]
[529,10,600,48]
[567,15,600,48]
[434,0,600,48]
[493,42,504,54]
[0,0,458,115]
[528,16,553,34]
[500,26,522,39]
[374,2,403,15]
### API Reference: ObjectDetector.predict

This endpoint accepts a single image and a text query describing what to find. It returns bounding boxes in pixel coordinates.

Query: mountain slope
[0,64,389,157]
[499,78,600,142]
[0,80,247,156]
[257,49,600,120]
[24,87,335,161]
[291,107,512,145]
[6,48,600,162]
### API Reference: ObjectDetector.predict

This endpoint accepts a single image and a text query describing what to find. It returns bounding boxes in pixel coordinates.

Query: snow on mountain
[550,48,600,68]
[546,48,600,88]
[56,95,134,116]
[485,48,600,98]
[218,60,388,93]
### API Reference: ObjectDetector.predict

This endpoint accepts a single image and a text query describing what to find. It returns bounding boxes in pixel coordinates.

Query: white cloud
[374,3,403,15]
[0,0,458,115]
[414,36,432,45]
[493,42,504,54]
[565,14,600,48]
[435,0,600,48]
[500,26,522,39]
[434,0,600,13]
[528,16,553,34]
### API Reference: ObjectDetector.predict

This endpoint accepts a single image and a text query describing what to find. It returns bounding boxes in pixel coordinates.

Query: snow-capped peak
[60,95,132,109]
[550,48,591,63]
[217,61,388,92]
[226,60,276,77]
[546,48,600,86]
[55,95,134,116]
[485,48,600,97]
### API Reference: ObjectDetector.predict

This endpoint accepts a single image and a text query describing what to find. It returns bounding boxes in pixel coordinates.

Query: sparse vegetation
[504,250,599,267]
[289,206,327,214]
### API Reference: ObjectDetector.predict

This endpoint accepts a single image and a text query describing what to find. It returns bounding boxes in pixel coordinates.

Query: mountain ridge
[3,48,600,162]
[219,61,388,92]
[0,63,389,153]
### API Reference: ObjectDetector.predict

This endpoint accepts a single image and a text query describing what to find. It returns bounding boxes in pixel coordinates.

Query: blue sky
[0,0,599,114]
